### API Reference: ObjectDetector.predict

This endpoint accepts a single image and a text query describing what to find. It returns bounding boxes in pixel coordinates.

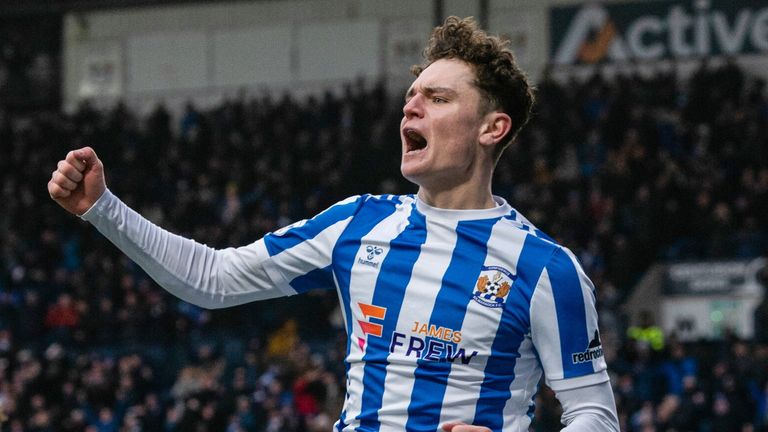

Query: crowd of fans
[1,56,767,430]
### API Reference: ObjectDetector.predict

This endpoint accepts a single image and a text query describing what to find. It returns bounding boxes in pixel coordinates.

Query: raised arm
[47,147,293,308]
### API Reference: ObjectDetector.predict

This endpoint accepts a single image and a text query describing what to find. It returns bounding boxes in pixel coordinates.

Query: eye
[432,97,447,104]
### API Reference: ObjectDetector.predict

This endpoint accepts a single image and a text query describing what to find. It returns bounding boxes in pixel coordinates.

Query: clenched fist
[48,146,106,216]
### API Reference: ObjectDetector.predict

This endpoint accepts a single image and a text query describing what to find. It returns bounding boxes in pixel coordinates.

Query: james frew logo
[472,266,516,308]
[571,330,604,364]
[355,302,480,364]
[357,302,386,350]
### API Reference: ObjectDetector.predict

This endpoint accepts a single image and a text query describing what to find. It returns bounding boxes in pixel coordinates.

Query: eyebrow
[404,85,459,101]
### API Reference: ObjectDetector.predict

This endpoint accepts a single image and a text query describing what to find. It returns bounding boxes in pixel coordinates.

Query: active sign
[550,0,768,65]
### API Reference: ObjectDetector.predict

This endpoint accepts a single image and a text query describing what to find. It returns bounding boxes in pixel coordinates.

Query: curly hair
[411,16,534,161]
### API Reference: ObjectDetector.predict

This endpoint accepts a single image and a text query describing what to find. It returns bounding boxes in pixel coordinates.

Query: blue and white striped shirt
[260,194,608,431]
[83,190,610,432]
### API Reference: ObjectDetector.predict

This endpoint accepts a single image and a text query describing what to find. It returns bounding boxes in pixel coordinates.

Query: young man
[49,16,619,432]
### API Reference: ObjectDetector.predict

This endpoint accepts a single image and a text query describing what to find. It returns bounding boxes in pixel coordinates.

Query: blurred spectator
[627,310,665,352]
[44,293,79,330]
[660,341,697,397]
[0,15,60,110]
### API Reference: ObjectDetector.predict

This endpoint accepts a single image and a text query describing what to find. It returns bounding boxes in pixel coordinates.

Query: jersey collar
[414,195,512,221]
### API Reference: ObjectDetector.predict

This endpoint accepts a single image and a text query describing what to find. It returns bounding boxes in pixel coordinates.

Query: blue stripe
[358,209,427,431]
[474,235,555,431]
[332,197,401,388]
[503,210,517,220]
[547,248,592,378]
[534,228,555,243]
[336,409,347,432]
[289,265,334,293]
[264,196,363,256]
[405,219,497,432]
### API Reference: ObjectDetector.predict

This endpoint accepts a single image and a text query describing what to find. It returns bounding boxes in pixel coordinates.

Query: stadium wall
[62,0,432,113]
[62,0,768,112]
[61,0,546,113]
[626,259,767,341]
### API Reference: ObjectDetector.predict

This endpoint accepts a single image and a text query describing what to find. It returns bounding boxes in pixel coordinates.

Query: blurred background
[1,0,768,430]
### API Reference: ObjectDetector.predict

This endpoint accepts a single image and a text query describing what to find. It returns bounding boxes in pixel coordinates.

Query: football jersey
[259,194,609,432]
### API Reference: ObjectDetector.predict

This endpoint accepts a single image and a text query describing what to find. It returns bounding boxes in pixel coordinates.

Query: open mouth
[404,129,428,153]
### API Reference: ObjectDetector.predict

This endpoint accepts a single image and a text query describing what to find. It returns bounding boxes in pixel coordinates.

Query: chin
[400,163,423,186]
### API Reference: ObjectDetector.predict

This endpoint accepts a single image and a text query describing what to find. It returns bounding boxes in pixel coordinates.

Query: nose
[402,94,423,119]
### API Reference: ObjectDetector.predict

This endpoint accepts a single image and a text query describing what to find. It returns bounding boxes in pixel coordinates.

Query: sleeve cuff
[79,189,113,220]
[546,369,610,392]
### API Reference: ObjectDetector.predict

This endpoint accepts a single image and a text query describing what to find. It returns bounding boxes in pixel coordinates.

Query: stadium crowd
[1,57,768,431]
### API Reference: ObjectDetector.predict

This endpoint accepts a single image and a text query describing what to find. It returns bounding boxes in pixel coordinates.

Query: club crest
[473,266,516,308]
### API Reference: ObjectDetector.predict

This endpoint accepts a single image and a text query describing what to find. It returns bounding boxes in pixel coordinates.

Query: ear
[478,112,512,148]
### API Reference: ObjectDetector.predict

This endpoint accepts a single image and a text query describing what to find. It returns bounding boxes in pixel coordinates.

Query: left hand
[441,422,491,432]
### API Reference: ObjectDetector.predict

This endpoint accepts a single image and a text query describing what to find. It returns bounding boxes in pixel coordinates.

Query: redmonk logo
[357,302,386,350]
[571,330,604,364]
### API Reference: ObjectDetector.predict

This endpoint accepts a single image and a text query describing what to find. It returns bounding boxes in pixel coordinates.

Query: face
[400,58,490,189]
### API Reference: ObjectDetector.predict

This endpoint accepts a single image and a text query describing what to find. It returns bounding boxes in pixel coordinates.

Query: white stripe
[437,218,529,426]
[436,296,497,426]
[502,336,541,431]
[530,268,566,382]
[377,217,459,431]
[341,202,414,430]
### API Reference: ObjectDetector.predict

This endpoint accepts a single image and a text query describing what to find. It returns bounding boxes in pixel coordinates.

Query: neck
[409,147,498,209]
[417,180,495,210]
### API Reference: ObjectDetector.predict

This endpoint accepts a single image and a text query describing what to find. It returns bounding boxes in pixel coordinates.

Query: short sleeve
[530,247,609,391]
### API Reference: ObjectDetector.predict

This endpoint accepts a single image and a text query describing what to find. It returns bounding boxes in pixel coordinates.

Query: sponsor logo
[410,321,462,343]
[571,330,604,364]
[552,1,768,65]
[472,266,516,308]
[356,310,480,365]
[358,245,384,268]
[389,332,478,365]
[388,321,478,365]
[357,302,386,350]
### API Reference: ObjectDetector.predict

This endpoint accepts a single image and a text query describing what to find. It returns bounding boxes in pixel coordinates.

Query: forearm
[81,189,290,308]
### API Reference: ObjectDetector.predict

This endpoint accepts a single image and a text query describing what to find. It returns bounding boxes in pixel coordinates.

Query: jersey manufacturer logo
[472,266,516,308]
[358,244,385,268]
[571,330,604,364]
[357,302,386,351]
